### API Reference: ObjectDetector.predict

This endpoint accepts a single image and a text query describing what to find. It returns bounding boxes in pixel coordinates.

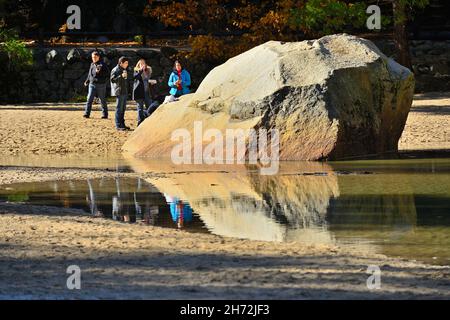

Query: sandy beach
[0,103,135,156]
[399,93,450,151]
[0,94,450,299]
[0,93,449,156]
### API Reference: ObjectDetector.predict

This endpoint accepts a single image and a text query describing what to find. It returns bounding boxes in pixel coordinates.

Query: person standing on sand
[83,51,110,119]
[111,56,131,131]
[132,59,160,126]
[168,60,191,98]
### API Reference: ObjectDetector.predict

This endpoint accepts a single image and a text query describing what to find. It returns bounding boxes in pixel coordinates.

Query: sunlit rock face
[123,34,414,160]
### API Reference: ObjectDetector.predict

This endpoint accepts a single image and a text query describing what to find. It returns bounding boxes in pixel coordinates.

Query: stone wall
[1,40,449,104]
[374,39,450,93]
[0,46,211,104]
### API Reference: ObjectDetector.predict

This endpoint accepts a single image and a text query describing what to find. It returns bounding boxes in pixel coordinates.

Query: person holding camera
[133,59,160,126]
[83,51,110,119]
[110,56,131,131]
[168,60,191,98]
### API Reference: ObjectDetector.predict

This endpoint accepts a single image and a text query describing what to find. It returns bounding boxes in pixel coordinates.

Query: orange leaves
[231,3,262,29]
[145,0,227,29]
[145,0,200,27]
[144,0,368,66]
[188,35,225,63]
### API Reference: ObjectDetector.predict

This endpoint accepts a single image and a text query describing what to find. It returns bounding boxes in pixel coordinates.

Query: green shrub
[134,35,144,45]
[289,0,368,36]
[0,28,33,71]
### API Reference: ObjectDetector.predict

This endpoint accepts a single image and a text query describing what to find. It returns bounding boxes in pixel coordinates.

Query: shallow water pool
[1,157,449,266]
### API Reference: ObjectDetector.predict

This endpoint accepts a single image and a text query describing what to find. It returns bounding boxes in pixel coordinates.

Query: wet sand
[0,94,450,299]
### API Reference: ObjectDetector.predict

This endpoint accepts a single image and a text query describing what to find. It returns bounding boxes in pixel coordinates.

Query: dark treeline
[0,0,152,33]
[1,0,448,36]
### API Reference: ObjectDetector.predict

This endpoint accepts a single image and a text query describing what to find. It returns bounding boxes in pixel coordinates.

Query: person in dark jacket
[83,51,110,119]
[132,59,160,126]
[110,56,130,131]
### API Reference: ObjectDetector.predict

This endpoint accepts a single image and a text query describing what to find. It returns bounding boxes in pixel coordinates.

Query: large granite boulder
[123,34,415,160]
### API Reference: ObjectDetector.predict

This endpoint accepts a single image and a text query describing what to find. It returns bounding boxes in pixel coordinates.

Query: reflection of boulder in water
[193,182,339,243]
[250,174,339,230]
[131,160,340,243]
[194,193,289,242]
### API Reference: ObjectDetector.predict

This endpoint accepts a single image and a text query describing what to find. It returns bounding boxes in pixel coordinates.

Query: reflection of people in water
[114,177,132,222]
[134,178,144,221]
[112,195,120,221]
[164,194,193,229]
[86,179,104,217]
[84,177,168,225]
[143,206,159,225]
[134,178,160,225]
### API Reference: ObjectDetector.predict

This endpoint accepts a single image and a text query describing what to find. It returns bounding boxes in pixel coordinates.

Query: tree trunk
[393,0,412,70]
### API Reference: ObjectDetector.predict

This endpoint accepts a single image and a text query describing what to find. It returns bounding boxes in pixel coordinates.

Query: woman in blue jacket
[168,60,191,97]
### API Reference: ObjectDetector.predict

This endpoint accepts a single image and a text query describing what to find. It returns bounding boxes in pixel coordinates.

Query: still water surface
[0,157,449,265]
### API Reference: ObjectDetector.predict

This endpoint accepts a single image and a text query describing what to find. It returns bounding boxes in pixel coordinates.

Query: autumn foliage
[144,0,371,64]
